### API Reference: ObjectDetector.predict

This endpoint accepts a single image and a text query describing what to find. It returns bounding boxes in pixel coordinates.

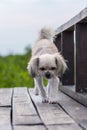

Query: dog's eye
[50,67,56,70]
[40,67,46,71]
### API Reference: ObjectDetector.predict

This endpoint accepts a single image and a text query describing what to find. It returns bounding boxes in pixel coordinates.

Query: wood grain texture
[0,107,12,130]
[0,88,12,106]
[57,90,87,123]
[29,89,75,125]
[75,23,87,91]
[59,85,87,107]
[13,87,41,125]
[80,120,87,130]
[56,7,87,34]
[61,31,74,85]
[0,87,85,130]
[0,126,12,130]
[14,125,46,130]
[47,124,83,130]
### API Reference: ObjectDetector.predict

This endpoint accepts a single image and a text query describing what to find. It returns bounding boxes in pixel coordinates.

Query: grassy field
[0,47,34,88]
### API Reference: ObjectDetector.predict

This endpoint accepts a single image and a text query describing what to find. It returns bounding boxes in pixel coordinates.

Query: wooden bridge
[54,7,87,107]
[0,87,87,130]
[0,8,87,130]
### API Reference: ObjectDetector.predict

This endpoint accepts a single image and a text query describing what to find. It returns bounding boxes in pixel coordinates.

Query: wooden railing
[54,7,87,93]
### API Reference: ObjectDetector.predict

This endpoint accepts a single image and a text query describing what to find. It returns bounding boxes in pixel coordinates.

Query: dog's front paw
[42,97,48,103]
[49,97,58,104]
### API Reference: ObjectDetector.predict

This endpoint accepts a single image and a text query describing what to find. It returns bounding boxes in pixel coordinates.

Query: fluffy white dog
[27,28,67,103]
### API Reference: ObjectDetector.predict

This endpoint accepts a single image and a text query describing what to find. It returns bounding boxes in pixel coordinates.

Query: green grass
[0,48,34,88]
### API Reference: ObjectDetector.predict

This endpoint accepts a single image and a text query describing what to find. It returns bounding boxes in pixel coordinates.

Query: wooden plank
[29,89,75,125]
[47,124,83,130]
[14,125,46,130]
[80,120,87,130]
[13,87,42,125]
[0,126,12,130]
[57,90,87,123]
[75,23,87,92]
[54,35,61,52]
[61,31,74,85]
[56,7,87,34]
[59,85,87,107]
[0,107,12,130]
[0,88,12,106]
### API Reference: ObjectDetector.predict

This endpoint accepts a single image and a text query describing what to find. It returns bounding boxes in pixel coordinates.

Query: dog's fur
[27,28,67,103]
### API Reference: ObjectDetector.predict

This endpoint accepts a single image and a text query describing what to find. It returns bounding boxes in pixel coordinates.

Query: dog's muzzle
[45,71,51,79]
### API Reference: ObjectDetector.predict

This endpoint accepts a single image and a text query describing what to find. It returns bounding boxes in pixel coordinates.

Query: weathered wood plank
[0,126,12,130]
[80,120,87,130]
[29,89,75,125]
[59,85,87,107]
[0,88,12,106]
[75,23,87,92]
[61,31,74,85]
[47,124,83,130]
[57,90,87,123]
[0,107,12,130]
[56,7,87,34]
[14,125,46,130]
[13,87,42,125]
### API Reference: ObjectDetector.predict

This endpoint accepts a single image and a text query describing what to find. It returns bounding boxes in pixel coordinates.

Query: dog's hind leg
[34,77,48,103]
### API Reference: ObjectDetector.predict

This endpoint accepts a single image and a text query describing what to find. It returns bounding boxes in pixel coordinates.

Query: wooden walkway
[0,87,87,130]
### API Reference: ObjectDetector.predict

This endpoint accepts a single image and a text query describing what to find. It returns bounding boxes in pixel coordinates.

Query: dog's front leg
[47,77,59,103]
[34,77,48,103]
[34,79,39,95]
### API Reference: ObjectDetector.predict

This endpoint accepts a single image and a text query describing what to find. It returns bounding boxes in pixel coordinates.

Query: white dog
[27,28,67,103]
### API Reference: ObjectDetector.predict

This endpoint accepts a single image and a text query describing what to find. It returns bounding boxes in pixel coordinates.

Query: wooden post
[61,31,74,85]
[54,35,61,52]
[75,23,87,92]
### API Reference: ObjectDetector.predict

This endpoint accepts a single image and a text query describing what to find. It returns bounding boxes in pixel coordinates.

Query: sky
[0,0,87,56]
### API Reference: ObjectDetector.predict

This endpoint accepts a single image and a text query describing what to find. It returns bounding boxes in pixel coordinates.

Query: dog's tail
[38,27,53,40]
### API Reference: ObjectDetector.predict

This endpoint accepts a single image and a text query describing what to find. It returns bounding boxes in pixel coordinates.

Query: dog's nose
[45,72,51,79]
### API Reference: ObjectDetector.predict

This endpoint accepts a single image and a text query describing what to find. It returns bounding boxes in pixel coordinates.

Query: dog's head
[27,53,67,79]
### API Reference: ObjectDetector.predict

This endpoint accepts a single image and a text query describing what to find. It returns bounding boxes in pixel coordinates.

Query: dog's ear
[55,53,67,77]
[27,57,39,77]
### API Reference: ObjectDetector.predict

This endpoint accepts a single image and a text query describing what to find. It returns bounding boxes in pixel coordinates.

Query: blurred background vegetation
[0,46,34,88]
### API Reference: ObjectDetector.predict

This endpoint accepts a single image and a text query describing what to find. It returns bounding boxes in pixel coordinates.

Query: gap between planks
[0,88,13,130]
[0,87,86,130]
[12,87,42,125]
[29,88,83,130]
